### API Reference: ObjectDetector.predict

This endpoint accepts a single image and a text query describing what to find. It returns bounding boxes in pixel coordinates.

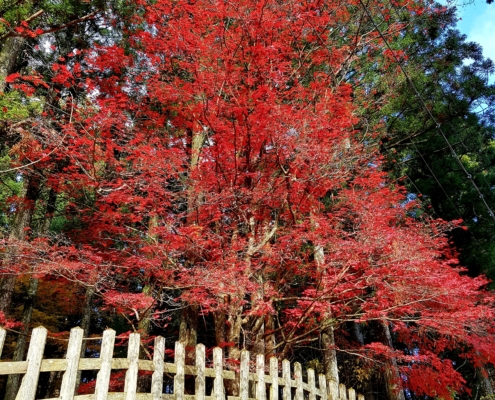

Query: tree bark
[0,36,25,93]
[178,127,206,356]
[379,321,405,400]
[477,365,494,399]
[322,325,340,384]
[314,243,340,385]
[264,313,276,360]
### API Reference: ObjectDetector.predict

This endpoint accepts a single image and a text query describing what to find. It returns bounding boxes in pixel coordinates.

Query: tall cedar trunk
[0,174,41,314]
[315,243,339,385]
[379,321,406,400]
[0,36,25,93]
[352,322,375,400]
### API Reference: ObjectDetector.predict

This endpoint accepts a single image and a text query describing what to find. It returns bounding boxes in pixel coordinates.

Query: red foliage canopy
[5,0,495,397]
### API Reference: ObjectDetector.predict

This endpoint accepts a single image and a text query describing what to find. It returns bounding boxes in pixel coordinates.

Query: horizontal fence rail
[0,326,365,400]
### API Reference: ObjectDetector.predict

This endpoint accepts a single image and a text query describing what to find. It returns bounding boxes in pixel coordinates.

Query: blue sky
[453,1,495,68]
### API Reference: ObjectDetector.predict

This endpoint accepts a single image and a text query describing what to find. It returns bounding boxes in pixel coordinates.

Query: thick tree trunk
[379,321,406,400]
[179,304,199,349]
[178,128,206,357]
[314,243,340,385]
[322,325,340,385]
[0,36,25,93]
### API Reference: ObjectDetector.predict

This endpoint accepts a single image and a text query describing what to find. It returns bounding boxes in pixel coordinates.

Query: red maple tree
[4,0,495,397]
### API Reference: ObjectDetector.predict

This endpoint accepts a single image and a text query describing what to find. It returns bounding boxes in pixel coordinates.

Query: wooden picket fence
[0,326,364,400]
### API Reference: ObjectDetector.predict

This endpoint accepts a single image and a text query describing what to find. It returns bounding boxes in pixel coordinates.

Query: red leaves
[5,72,49,94]
[6,1,493,398]
[103,291,155,317]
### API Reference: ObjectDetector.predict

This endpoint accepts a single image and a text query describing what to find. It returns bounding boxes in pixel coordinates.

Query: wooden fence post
[294,362,303,400]
[240,350,249,400]
[282,359,291,400]
[151,336,165,400]
[0,327,6,357]
[257,354,266,400]
[270,356,279,400]
[213,347,224,400]
[94,329,116,400]
[339,384,348,400]
[59,327,84,400]
[319,374,328,400]
[308,368,317,400]
[124,333,140,400]
[348,387,356,400]
[328,379,339,400]
[15,326,47,400]
[195,343,206,400]
[174,341,185,400]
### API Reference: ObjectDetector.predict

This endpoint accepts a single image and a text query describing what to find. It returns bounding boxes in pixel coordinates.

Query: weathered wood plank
[328,380,339,400]
[213,347,224,400]
[294,362,303,400]
[124,333,140,400]
[308,368,316,400]
[60,327,84,400]
[196,343,206,400]
[240,350,249,400]
[269,357,278,400]
[318,375,328,400]
[256,354,266,400]
[0,327,6,358]
[0,358,240,377]
[94,329,116,400]
[339,384,347,400]
[15,326,47,400]
[174,341,186,400]
[151,336,165,400]
[47,394,254,400]
[0,327,368,400]
[348,388,356,400]
[282,359,291,400]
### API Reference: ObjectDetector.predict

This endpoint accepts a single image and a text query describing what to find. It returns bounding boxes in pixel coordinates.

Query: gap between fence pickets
[0,326,366,400]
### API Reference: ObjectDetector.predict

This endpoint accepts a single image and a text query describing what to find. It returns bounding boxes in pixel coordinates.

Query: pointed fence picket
[0,326,366,400]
